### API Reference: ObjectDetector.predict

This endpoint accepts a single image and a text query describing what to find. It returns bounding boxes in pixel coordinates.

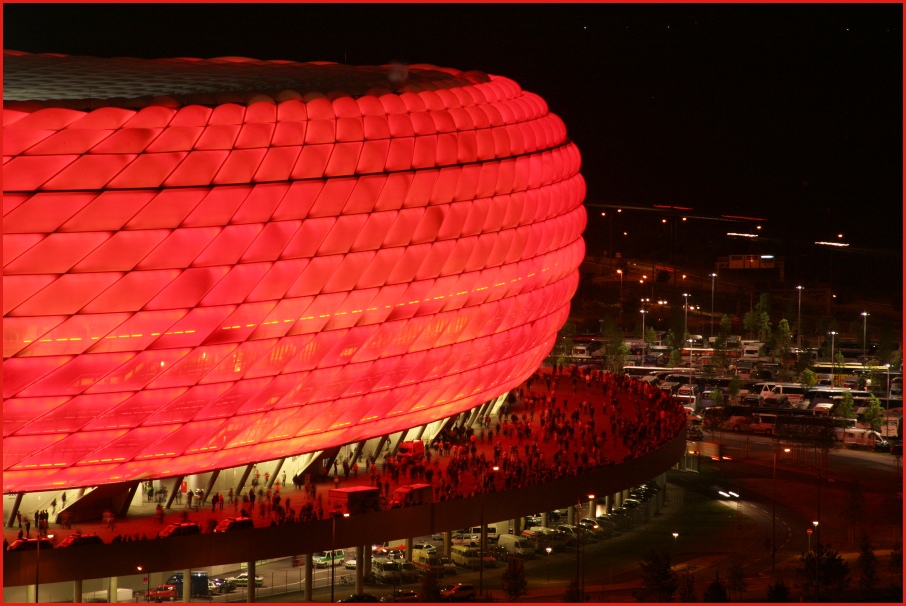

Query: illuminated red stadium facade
[2,52,586,494]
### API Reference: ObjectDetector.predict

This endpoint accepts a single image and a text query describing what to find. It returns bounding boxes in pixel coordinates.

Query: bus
[801,387,873,410]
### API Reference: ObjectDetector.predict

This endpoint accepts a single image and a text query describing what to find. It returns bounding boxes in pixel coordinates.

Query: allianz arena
[2,51,586,494]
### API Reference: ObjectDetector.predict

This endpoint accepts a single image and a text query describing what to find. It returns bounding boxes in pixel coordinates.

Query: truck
[165,571,209,599]
[396,440,426,462]
[327,486,381,516]
[697,441,729,461]
[835,427,889,450]
[389,483,433,508]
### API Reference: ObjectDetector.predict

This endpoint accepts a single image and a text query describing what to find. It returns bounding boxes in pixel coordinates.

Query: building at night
[3,52,586,495]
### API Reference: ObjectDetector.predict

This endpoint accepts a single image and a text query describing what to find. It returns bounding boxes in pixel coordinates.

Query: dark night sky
[4,3,903,281]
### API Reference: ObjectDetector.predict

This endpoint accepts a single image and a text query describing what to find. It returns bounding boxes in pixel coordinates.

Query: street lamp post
[828,331,838,384]
[796,286,803,351]
[330,512,349,603]
[138,566,150,602]
[709,273,717,339]
[682,293,692,371]
[807,527,813,552]
[546,547,553,582]
[861,312,869,360]
[771,446,790,573]
[640,309,648,359]
[479,465,498,599]
[617,269,623,301]
[813,520,820,601]
[35,534,52,603]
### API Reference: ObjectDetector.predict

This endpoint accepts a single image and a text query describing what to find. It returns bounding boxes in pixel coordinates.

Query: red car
[146,584,179,601]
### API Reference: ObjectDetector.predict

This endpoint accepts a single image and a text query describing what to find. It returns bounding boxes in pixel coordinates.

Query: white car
[227,572,263,587]
[345,557,357,570]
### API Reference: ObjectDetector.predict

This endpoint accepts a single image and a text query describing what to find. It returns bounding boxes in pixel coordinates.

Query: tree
[725,559,747,601]
[635,549,678,602]
[500,561,528,600]
[709,386,725,408]
[836,391,857,420]
[601,316,629,373]
[743,294,772,342]
[678,571,696,602]
[857,531,879,600]
[546,322,576,367]
[420,571,442,602]
[702,407,729,442]
[702,572,728,602]
[765,578,790,602]
[799,368,818,389]
[774,318,793,372]
[797,543,850,601]
[861,394,886,432]
[727,376,742,404]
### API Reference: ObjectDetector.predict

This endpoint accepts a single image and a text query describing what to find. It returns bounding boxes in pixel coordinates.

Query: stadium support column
[201,470,220,505]
[267,458,285,489]
[305,554,313,601]
[247,561,256,603]
[165,476,184,510]
[73,579,82,603]
[540,512,548,528]
[356,545,365,593]
[235,464,254,496]
[109,576,118,604]
[6,492,22,527]
[183,568,190,603]
[444,531,453,557]
[568,504,576,525]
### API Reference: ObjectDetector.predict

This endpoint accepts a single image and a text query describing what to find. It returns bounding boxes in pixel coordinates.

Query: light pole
[617,269,623,302]
[35,534,52,603]
[546,546,552,582]
[478,465,498,599]
[828,331,837,384]
[807,526,813,552]
[575,494,593,601]
[771,446,790,573]
[672,532,679,548]
[138,566,150,601]
[640,309,648,359]
[330,512,349,603]
[861,312,869,360]
[709,273,717,339]
[796,286,803,351]
[682,293,691,371]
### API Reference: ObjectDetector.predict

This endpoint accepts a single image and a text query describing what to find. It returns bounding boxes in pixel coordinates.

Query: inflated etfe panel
[3,52,586,493]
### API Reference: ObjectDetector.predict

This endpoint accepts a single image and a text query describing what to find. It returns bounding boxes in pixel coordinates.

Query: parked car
[686,425,705,441]
[439,556,458,576]
[145,584,178,601]
[213,517,254,533]
[338,593,380,602]
[208,578,236,594]
[56,533,104,548]
[440,583,476,601]
[399,561,420,583]
[345,557,358,570]
[158,522,200,539]
[380,589,420,602]
[6,538,54,552]
[411,542,437,554]
[227,572,263,587]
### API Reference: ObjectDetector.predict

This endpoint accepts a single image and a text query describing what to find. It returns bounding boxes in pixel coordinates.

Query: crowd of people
[19,365,686,543]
